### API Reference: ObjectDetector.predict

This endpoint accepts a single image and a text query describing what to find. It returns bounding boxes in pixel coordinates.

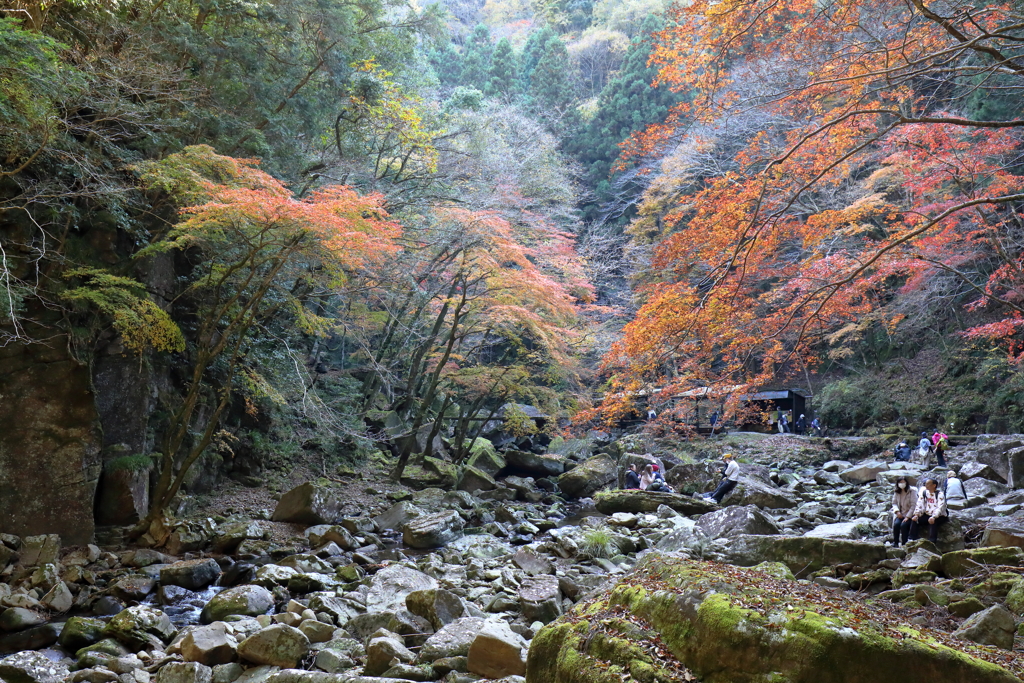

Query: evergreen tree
[485,38,520,99]
[428,41,463,91]
[565,15,683,224]
[520,26,557,91]
[529,35,574,114]
[460,24,494,91]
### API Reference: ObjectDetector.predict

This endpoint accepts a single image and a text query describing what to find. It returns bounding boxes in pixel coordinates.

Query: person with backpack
[916,432,932,466]
[779,412,789,434]
[810,416,822,436]
[910,478,948,543]
[796,414,807,435]
[891,476,918,546]
[703,453,740,503]
[650,464,673,492]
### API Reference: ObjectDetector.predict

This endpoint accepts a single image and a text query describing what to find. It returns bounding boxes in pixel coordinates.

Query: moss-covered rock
[941,547,1024,578]
[593,490,717,516]
[526,553,1021,683]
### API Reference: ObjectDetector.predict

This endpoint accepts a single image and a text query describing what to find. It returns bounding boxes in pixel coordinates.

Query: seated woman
[890,477,917,547]
[944,470,967,508]
[910,478,948,543]
[624,464,641,490]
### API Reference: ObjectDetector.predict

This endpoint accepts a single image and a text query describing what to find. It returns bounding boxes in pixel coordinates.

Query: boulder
[518,575,562,624]
[0,608,46,632]
[732,478,800,509]
[406,589,466,630]
[0,650,70,683]
[0,624,61,655]
[155,662,213,683]
[467,621,527,679]
[364,633,416,676]
[104,605,176,649]
[654,520,710,554]
[838,461,889,484]
[465,440,506,477]
[942,547,1024,578]
[182,623,238,666]
[270,483,343,525]
[696,505,780,540]
[803,521,869,540]
[58,616,107,651]
[512,549,554,576]
[981,521,1024,549]
[418,617,486,661]
[593,490,717,516]
[212,521,264,554]
[403,511,465,549]
[374,502,424,532]
[236,624,309,668]
[722,535,887,577]
[964,477,1011,499]
[112,576,156,603]
[201,586,275,624]
[504,450,566,477]
[959,461,1006,483]
[527,554,1020,683]
[162,559,222,590]
[457,466,496,493]
[366,565,439,612]
[953,605,1016,650]
[17,535,61,567]
[557,455,617,498]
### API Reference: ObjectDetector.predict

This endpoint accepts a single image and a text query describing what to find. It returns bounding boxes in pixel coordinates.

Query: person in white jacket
[910,478,948,543]
[890,477,917,546]
[704,453,740,503]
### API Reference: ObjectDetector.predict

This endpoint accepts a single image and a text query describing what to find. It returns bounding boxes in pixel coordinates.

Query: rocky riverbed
[3,432,1024,682]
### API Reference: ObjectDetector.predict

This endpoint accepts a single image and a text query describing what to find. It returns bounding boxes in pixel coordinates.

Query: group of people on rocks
[894,431,949,467]
[891,469,966,545]
[771,410,821,436]
[624,462,674,493]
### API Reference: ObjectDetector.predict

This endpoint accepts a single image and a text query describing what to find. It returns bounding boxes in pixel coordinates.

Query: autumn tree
[599,0,1024,421]
[131,145,398,531]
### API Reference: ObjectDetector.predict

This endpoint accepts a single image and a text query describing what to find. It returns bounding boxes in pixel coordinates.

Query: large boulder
[0,608,46,632]
[374,501,425,532]
[366,565,439,612]
[402,510,465,549]
[0,650,70,683]
[593,490,717,516]
[696,505,780,540]
[161,559,221,590]
[465,439,505,477]
[953,605,1016,650]
[981,521,1024,549]
[456,466,496,493]
[364,633,416,676]
[527,555,1020,683]
[731,478,800,509]
[942,547,1024,578]
[518,575,562,624]
[418,617,486,661]
[104,605,176,649]
[959,461,1006,483]
[154,662,212,683]
[0,624,61,655]
[558,455,617,498]
[57,616,106,651]
[721,535,887,577]
[270,483,343,525]
[964,477,1011,499]
[838,461,889,484]
[504,450,566,477]
[406,589,466,630]
[16,536,60,567]
[467,621,527,679]
[236,624,309,668]
[182,623,238,666]
[200,585,274,623]
[803,520,871,540]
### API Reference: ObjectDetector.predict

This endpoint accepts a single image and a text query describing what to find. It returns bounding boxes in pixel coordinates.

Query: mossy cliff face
[526,554,1021,683]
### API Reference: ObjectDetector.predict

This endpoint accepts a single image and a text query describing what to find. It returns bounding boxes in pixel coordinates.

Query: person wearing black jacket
[624,464,641,490]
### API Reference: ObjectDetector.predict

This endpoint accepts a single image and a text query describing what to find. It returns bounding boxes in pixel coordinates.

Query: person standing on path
[891,477,917,546]
[910,478,948,543]
[932,431,949,468]
[705,453,740,503]
[796,414,807,435]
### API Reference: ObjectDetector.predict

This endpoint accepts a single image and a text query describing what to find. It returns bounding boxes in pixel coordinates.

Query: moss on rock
[526,554,1021,683]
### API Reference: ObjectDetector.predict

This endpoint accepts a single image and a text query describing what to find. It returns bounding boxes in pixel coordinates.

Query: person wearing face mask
[910,478,948,543]
[890,476,917,546]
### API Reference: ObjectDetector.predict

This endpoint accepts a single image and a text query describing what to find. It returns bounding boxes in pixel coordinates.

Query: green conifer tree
[428,41,463,90]
[520,26,557,91]
[565,15,683,224]
[485,38,520,99]
[529,35,574,113]
[460,24,494,91]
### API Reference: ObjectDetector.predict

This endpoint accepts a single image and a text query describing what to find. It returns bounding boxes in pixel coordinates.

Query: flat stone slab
[594,490,717,516]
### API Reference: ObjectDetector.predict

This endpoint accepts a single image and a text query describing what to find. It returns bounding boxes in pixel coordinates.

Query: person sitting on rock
[893,441,912,462]
[624,463,641,490]
[891,476,917,547]
[910,478,948,543]
[651,464,674,492]
[704,453,739,503]
[640,464,668,492]
[944,469,967,507]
